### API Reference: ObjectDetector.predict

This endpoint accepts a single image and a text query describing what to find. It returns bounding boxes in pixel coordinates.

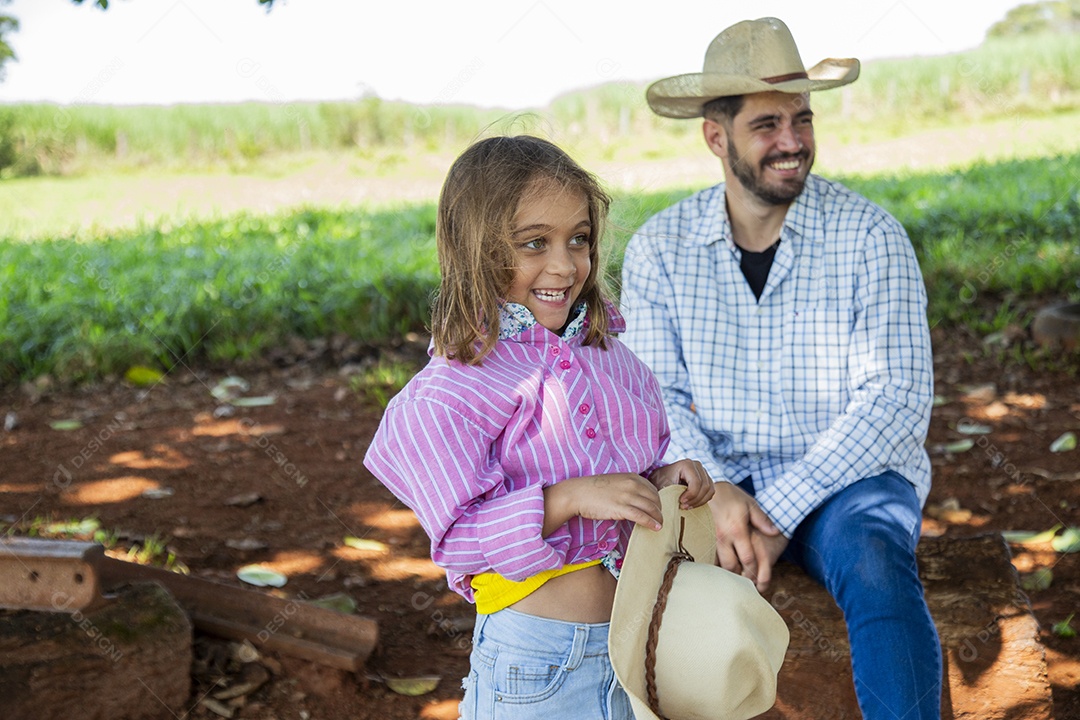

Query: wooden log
[0,581,192,720]
[757,534,1051,720]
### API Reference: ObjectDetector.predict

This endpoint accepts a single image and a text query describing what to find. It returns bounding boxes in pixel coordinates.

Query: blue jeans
[743,471,943,720]
[458,608,632,720]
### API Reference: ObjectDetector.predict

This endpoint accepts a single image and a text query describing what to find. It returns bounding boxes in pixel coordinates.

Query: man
[620,17,941,720]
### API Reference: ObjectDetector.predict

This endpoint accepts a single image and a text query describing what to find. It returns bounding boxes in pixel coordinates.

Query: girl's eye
[569,234,590,247]
[521,238,545,250]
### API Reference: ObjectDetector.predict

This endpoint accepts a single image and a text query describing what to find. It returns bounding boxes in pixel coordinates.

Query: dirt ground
[1,323,1079,720]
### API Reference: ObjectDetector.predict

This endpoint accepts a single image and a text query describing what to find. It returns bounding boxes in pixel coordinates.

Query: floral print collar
[498,302,588,341]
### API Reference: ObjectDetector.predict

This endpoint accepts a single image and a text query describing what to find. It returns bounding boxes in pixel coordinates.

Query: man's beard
[727,137,813,206]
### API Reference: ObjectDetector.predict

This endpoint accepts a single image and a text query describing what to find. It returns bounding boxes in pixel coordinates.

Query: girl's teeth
[535,290,566,301]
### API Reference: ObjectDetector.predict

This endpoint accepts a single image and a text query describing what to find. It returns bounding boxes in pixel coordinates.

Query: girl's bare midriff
[509,564,617,623]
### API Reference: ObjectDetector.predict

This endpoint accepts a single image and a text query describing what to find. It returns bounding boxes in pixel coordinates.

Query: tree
[987,0,1080,38]
[0,0,17,81]
[0,0,278,80]
[70,0,276,8]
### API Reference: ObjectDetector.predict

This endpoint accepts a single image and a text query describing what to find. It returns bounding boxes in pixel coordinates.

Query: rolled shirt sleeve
[365,397,571,584]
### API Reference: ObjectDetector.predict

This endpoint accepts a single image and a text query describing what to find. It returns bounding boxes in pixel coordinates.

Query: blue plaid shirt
[620,175,932,537]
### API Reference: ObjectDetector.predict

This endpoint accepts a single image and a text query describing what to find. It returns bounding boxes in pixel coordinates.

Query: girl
[363,135,713,719]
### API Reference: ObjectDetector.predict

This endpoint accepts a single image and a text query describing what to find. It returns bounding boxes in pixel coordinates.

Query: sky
[0,0,1029,109]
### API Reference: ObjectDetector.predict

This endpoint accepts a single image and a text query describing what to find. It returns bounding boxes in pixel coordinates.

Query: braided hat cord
[644,517,694,718]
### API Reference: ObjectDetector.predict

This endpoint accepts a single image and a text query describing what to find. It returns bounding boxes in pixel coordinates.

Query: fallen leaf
[231,395,277,407]
[226,537,268,551]
[956,420,993,435]
[1050,432,1077,453]
[385,675,441,696]
[309,592,357,614]
[343,536,389,552]
[1051,527,1080,553]
[45,518,100,536]
[224,491,262,507]
[1053,614,1076,639]
[124,365,164,387]
[1020,567,1053,592]
[49,419,83,431]
[943,439,974,454]
[1002,524,1063,546]
[211,376,250,402]
[237,564,287,587]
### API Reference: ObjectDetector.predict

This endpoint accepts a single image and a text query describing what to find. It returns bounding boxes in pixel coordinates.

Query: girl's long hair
[430,135,612,364]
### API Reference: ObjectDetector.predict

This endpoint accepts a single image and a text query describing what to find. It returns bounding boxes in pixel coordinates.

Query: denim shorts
[458,608,632,720]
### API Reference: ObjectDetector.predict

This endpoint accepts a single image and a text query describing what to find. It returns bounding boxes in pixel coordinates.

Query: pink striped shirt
[363,305,670,601]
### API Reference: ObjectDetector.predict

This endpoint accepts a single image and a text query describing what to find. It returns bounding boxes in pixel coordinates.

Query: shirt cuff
[472,483,565,581]
[754,472,822,538]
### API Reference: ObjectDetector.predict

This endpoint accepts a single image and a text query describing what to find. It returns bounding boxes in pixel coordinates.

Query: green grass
[5,107,1080,242]
[2,515,185,570]
[349,360,421,409]
[0,205,439,383]
[811,32,1080,130]
[840,154,1080,328]
[0,32,1077,179]
[2,152,1079,385]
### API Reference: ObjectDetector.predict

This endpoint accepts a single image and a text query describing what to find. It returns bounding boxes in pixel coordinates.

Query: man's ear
[702,118,728,160]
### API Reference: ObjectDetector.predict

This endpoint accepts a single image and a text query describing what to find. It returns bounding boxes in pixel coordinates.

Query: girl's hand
[544,474,663,533]
[648,459,715,509]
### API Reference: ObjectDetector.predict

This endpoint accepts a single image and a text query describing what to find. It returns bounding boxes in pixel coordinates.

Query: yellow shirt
[470,559,603,614]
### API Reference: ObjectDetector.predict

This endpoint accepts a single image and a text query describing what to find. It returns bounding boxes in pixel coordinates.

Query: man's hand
[707,482,783,591]
[746,531,788,592]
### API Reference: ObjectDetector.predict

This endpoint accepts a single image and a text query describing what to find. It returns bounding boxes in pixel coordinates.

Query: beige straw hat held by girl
[609,485,789,720]
[646,17,860,119]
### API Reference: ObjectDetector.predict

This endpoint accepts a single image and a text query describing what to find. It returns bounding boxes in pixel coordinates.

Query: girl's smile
[506,180,592,333]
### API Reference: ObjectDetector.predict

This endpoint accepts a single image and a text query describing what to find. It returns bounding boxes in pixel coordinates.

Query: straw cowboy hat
[609,485,789,720]
[646,17,860,118]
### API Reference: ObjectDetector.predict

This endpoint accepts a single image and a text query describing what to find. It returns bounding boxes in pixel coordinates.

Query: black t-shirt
[739,239,780,300]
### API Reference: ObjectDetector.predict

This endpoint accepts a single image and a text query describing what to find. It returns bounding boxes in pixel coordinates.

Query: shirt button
[599,541,610,551]
[550,346,560,356]
[579,403,590,414]
[560,360,571,369]
[585,428,596,439]
[756,308,763,316]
